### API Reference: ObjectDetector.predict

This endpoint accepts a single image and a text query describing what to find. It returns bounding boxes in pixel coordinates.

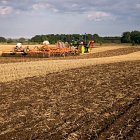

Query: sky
[0,0,140,38]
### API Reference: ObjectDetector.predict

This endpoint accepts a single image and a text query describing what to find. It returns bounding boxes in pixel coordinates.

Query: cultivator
[1,41,80,58]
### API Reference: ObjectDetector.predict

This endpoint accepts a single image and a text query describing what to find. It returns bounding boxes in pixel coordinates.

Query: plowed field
[0,46,140,140]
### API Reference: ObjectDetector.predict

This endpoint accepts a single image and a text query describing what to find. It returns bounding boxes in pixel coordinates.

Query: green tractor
[70,34,94,54]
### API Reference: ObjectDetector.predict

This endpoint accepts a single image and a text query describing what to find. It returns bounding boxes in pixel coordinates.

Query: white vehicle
[43,40,50,46]
[16,43,22,48]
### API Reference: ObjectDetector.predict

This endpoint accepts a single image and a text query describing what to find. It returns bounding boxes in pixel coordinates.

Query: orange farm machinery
[1,41,80,58]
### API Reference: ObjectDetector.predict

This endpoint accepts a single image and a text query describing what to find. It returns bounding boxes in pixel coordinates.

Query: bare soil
[0,60,140,140]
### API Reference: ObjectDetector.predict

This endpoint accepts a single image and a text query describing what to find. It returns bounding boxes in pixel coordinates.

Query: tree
[31,35,48,43]
[7,38,14,43]
[103,37,121,43]
[18,37,26,43]
[121,32,131,43]
[0,37,6,42]
[131,31,140,44]
[93,34,101,43]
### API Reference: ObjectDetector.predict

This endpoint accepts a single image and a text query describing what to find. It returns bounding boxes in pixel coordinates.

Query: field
[0,45,140,140]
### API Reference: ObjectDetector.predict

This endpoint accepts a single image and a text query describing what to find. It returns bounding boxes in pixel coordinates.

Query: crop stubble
[0,60,140,139]
[0,47,140,139]
[0,49,140,83]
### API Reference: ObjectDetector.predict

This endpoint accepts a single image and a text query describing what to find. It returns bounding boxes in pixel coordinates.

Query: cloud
[0,0,140,37]
[136,4,140,8]
[0,6,13,15]
[87,11,113,21]
[32,3,53,10]
[32,2,59,13]
[1,0,8,4]
[0,0,140,18]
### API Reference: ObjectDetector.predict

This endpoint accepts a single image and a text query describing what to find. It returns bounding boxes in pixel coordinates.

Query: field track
[0,46,140,139]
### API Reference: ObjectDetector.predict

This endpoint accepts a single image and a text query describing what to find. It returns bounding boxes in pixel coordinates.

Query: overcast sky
[0,0,140,38]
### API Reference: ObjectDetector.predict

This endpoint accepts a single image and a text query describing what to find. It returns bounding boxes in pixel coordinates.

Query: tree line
[0,30,140,45]
[121,31,140,45]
